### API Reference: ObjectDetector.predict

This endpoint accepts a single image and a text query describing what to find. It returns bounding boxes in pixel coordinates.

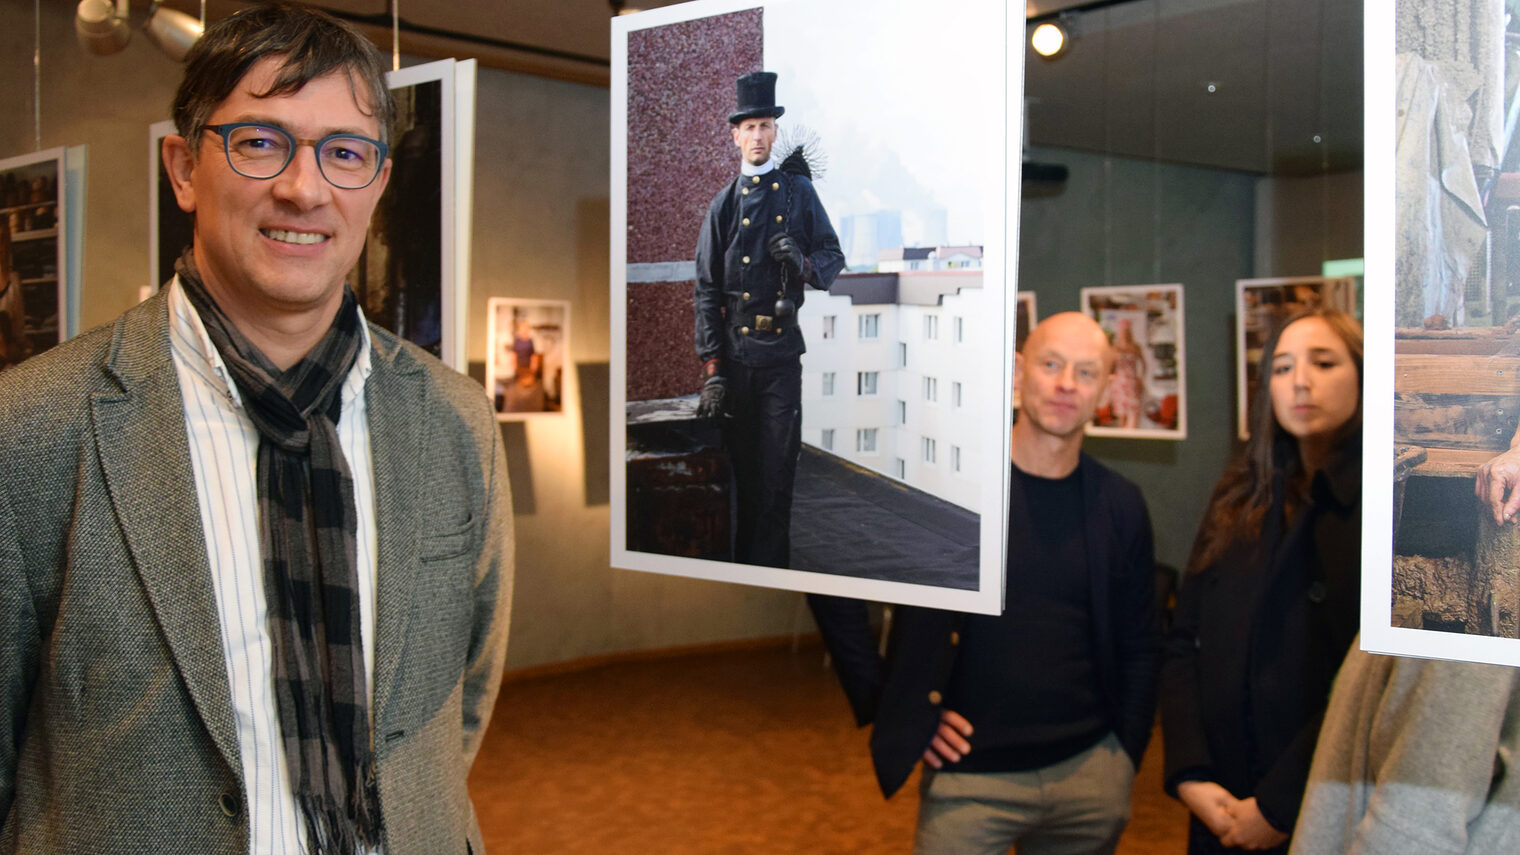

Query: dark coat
[693,169,844,368]
[1160,438,1361,851]
[809,453,1159,798]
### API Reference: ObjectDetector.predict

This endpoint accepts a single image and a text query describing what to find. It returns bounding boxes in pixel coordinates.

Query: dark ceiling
[166,0,1363,177]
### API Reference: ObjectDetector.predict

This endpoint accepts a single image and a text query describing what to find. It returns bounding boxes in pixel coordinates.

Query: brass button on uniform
[742,256,750,264]
[776,215,783,223]
[742,217,750,226]
[752,175,760,184]
[218,792,240,818]
[742,291,751,300]
[950,631,960,645]
[771,182,780,190]
[740,326,750,335]
[927,690,943,705]
[741,188,750,195]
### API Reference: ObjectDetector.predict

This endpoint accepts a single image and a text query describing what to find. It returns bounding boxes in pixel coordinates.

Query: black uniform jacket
[809,453,1159,798]
[1160,436,1361,835]
[693,169,844,368]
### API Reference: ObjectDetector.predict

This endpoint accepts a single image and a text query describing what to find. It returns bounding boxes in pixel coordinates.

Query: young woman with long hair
[1161,308,1363,854]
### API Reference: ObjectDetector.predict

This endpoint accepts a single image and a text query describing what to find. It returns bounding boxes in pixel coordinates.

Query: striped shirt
[167,278,379,854]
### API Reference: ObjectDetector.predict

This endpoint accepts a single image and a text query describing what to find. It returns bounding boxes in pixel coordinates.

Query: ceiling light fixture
[74,0,203,60]
[1031,14,1076,60]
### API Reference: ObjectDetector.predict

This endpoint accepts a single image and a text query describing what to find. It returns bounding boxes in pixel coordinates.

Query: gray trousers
[914,733,1135,855]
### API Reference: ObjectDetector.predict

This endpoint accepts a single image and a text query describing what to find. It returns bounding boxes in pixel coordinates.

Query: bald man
[810,313,1159,855]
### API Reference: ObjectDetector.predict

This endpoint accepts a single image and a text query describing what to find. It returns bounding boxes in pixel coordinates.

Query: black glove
[768,232,804,279]
[697,376,727,418]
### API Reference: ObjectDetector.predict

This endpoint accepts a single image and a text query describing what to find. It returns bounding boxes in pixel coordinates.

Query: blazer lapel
[90,294,241,774]
[365,334,427,722]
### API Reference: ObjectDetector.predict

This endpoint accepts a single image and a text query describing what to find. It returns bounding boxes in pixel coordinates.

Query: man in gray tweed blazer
[0,5,511,853]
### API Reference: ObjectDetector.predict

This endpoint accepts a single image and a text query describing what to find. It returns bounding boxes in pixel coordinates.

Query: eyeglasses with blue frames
[202,123,390,190]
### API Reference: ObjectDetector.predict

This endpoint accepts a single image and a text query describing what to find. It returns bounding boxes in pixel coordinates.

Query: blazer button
[776,215,783,223]
[742,217,751,226]
[1307,581,1327,603]
[742,256,750,264]
[218,791,240,818]
[740,326,750,335]
[772,182,780,190]
[949,631,960,645]
[752,176,761,184]
[742,187,750,195]
[742,292,751,300]
[928,690,942,705]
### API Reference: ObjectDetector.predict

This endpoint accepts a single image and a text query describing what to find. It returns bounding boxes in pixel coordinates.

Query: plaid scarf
[176,250,382,853]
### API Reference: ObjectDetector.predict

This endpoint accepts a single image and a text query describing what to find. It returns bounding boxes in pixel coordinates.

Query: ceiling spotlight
[145,2,204,61]
[75,0,203,60]
[1031,20,1072,59]
[75,0,130,56]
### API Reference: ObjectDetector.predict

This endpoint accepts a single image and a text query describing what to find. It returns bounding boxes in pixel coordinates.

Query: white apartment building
[799,269,986,512]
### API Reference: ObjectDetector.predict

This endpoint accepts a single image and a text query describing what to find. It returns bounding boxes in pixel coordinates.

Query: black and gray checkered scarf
[176,249,381,853]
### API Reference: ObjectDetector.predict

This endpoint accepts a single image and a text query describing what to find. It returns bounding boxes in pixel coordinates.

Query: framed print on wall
[1080,283,1186,440]
[1,146,84,372]
[486,297,570,420]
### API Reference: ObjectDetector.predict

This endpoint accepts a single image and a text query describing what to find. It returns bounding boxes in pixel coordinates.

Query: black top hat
[728,71,785,124]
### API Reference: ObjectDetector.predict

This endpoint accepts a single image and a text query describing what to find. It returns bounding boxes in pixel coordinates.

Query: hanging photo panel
[610,0,1018,613]
[1,146,83,372]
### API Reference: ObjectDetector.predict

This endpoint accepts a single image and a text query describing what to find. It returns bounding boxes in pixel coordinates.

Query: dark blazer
[0,290,514,853]
[810,453,1158,798]
[1160,442,1361,843]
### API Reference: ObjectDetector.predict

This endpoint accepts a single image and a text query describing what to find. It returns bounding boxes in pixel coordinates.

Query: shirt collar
[168,275,373,410]
[741,157,777,177]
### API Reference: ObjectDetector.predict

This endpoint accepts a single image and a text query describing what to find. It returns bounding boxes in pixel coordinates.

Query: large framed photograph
[1080,284,1186,440]
[1236,276,1358,440]
[611,0,1017,613]
[1,147,83,371]
[1363,0,1520,667]
[149,60,476,371]
[486,298,570,419]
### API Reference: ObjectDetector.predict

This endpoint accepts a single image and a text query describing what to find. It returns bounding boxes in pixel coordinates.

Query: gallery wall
[0,0,1362,665]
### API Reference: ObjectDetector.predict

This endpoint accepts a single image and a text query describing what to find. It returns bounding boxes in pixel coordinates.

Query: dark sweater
[945,465,1108,772]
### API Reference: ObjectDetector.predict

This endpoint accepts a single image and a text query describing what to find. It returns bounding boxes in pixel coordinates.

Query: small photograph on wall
[611,0,1017,614]
[1012,291,1037,410]
[486,298,569,419]
[1236,276,1358,440]
[0,148,70,372]
[1363,0,1520,667]
[1080,284,1186,440]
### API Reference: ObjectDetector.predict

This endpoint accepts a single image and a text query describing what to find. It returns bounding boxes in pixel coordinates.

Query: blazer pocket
[420,513,476,562]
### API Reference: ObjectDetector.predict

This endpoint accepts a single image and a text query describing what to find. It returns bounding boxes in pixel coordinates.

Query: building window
[896,399,907,424]
[897,341,907,367]
[923,376,938,402]
[822,315,836,339]
[856,428,878,453]
[924,314,939,340]
[952,445,961,472]
[822,372,836,396]
[859,313,880,339]
[921,436,937,463]
[857,371,879,396]
[821,429,834,451]
[954,316,964,343]
[952,381,962,408]
[894,457,906,478]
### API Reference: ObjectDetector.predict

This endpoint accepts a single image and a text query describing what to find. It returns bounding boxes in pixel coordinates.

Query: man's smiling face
[164,55,391,330]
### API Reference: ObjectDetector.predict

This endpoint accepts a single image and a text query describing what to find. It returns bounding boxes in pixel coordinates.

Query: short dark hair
[171,2,394,152]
